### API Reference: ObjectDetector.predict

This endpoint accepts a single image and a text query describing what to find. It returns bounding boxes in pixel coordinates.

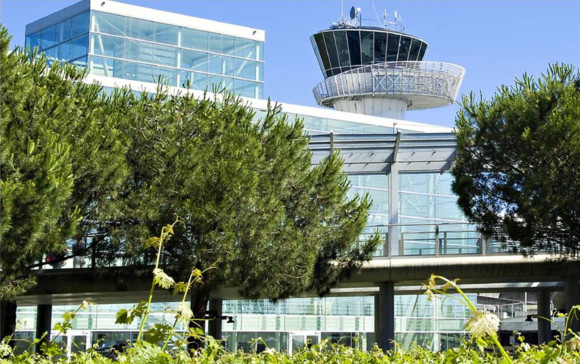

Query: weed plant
[1,225,579,363]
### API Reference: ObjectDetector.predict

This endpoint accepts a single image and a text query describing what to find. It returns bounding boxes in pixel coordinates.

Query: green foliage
[1,25,378,317]
[0,26,130,299]
[452,64,580,253]
[108,84,380,319]
[2,336,580,363]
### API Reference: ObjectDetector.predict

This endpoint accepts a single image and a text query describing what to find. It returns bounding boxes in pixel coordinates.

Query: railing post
[399,232,404,256]
[435,225,440,256]
[443,232,448,254]
[481,235,487,255]
[385,231,391,258]
[329,131,334,155]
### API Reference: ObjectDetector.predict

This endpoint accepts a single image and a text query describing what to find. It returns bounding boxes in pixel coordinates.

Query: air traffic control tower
[311,7,465,119]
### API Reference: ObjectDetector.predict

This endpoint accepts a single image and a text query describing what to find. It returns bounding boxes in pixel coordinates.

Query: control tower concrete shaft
[310,16,465,119]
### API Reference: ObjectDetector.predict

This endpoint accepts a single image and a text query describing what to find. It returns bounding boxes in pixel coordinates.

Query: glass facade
[17,293,473,353]
[25,10,264,98]
[311,29,427,77]
[398,173,479,255]
[25,11,90,68]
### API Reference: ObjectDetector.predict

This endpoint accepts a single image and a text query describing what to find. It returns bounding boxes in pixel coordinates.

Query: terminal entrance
[289,331,320,354]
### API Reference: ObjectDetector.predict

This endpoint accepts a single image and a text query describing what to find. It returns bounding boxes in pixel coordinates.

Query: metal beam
[393,131,401,162]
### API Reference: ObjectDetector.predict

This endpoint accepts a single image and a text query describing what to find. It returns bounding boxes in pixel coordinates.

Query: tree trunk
[187,287,210,352]
[0,300,17,347]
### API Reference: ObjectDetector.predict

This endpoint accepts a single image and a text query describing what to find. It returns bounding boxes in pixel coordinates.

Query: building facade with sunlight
[14,0,540,356]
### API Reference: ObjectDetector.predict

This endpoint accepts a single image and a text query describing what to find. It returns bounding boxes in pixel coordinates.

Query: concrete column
[376,281,395,351]
[536,289,551,344]
[35,304,52,353]
[207,298,223,341]
[564,276,580,336]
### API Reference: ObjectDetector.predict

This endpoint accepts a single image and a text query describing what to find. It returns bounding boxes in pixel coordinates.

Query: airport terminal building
[14,0,578,356]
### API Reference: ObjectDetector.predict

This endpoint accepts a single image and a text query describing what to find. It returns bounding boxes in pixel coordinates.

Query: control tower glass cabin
[311,24,465,119]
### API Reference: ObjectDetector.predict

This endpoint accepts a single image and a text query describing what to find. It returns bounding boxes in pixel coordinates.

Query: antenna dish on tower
[349,6,356,20]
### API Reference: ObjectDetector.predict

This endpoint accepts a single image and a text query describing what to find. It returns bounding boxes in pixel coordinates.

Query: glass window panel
[418,42,427,61]
[334,31,350,69]
[209,54,233,75]
[322,32,339,71]
[26,32,42,50]
[180,49,208,71]
[234,79,257,98]
[56,18,72,42]
[179,71,208,90]
[233,58,259,80]
[313,33,331,77]
[222,36,235,55]
[208,74,225,91]
[71,11,90,38]
[209,33,234,54]
[386,34,399,62]
[234,38,256,59]
[310,37,325,75]
[409,39,421,61]
[43,46,59,60]
[89,55,119,77]
[257,42,264,61]
[59,42,72,60]
[182,28,208,50]
[91,34,124,58]
[374,32,387,63]
[257,62,263,81]
[152,44,177,67]
[398,36,411,62]
[125,39,152,63]
[73,56,88,68]
[154,23,178,45]
[346,30,361,66]
[208,33,221,53]
[152,66,176,86]
[126,17,154,40]
[134,62,154,83]
[435,173,455,196]
[40,25,57,49]
[92,12,125,36]
[70,34,89,59]
[360,30,374,64]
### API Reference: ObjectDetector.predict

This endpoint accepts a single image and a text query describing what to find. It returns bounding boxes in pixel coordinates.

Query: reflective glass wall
[25,11,90,68]
[90,11,264,98]
[25,11,264,99]
[398,173,478,255]
[311,29,427,77]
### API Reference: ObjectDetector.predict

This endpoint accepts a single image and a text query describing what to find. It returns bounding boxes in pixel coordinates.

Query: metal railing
[38,223,526,271]
[346,222,522,258]
[313,61,465,110]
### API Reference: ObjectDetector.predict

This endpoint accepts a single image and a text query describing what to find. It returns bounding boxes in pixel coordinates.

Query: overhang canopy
[309,132,456,173]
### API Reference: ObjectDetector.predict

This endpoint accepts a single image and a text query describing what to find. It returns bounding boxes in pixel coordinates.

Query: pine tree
[112,89,380,346]
[452,64,580,253]
[0,27,130,338]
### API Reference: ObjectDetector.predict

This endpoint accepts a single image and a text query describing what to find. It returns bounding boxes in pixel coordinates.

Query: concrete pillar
[564,276,580,336]
[536,289,551,344]
[208,298,223,341]
[35,304,52,353]
[376,281,395,351]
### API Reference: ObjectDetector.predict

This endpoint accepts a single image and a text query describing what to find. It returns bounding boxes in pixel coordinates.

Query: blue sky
[2,0,579,127]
